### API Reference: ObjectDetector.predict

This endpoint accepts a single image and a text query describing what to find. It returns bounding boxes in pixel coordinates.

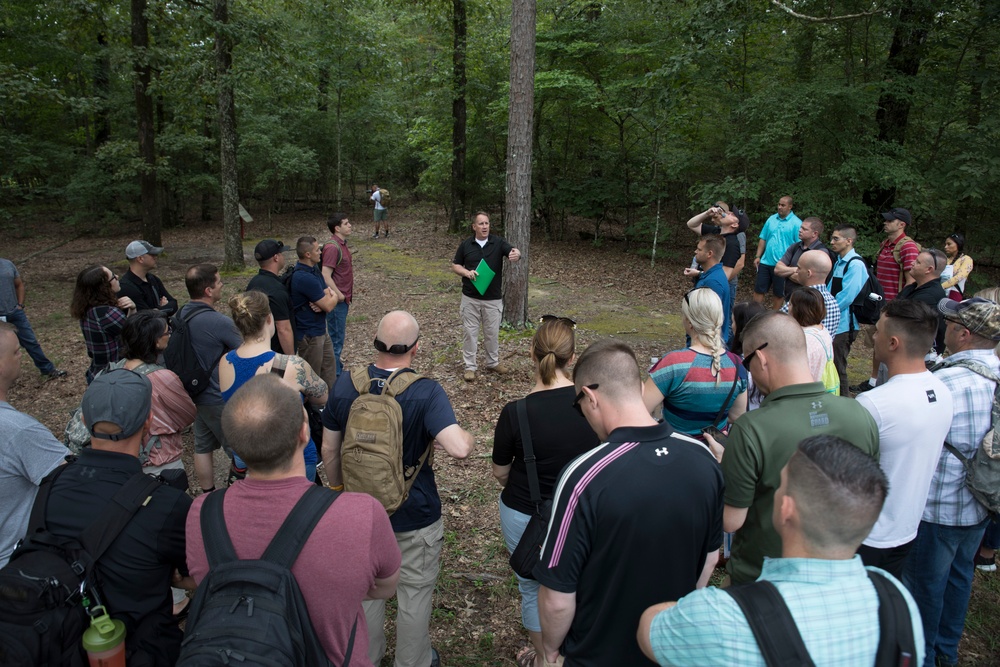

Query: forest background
[3,0,998,278]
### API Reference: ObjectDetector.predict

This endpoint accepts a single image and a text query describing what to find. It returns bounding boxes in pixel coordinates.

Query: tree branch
[770,0,882,22]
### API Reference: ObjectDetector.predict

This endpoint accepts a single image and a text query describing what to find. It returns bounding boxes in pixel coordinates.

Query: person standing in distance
[0,255,66,378]
[321,213,353,377]
[753,196,802,310]
[451,212,521,382]
[371,184,389,238]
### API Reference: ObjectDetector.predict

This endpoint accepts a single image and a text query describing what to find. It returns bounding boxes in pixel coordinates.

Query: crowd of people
[0,200,996,667]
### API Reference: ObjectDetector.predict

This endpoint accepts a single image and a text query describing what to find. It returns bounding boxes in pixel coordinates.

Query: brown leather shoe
[463,370,476,382]
[486,363,510,375]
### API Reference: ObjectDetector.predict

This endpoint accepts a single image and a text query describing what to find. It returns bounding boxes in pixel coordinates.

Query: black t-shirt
[452,234,513,301]
[701,225,741,269]
[118,270,178,316]
[45,449,191,663]
[898,280,947,354]
[246,269,296,352]
[491,386,600,515]
[533,423,724,667]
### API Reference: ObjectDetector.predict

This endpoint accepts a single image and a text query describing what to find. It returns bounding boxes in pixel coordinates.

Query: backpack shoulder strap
[516,399,542,510]
[350,367,373,395]
[77,472,164,562]
[933,357,1000,384]
[201,488,239,568]
[260,485,339,568]
[384,368,422,398]
[867,570,917,667]
[25,460,73,535]
[725,581,816,667]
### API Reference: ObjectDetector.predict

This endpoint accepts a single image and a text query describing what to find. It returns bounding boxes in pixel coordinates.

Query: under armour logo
[811,401,823,410]
[80,467,97,479]
[655,447,669,457]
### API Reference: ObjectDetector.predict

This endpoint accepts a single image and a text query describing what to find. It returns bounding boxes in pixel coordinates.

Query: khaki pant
[460,295,502,371]
[297,333,337,389]
[364,519,444,667]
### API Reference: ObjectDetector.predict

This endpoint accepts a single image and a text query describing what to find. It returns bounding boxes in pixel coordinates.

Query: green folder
[471,259,496,296]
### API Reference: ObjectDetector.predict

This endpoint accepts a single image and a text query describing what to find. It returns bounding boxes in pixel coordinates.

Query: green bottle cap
[81,607,126,652]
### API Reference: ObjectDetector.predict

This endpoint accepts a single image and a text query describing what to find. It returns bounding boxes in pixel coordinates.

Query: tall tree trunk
[449,0,468,233]
[94,30,111,150]
[216,0,243,269]
[336,88,343,210]
[862,0,934,214]
[502,0,535,328]
[132,0,161,245]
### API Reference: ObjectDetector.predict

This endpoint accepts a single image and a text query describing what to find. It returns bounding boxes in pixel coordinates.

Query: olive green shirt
[722,382,879,584]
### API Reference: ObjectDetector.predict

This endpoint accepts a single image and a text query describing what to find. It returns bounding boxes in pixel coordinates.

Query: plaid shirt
[924,349,1000,526]
[647,556,924,667]
[80,305,128,382]
[780,284,840,334]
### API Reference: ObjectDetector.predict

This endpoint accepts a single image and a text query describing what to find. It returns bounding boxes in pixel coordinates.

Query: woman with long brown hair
[70,265,135,383]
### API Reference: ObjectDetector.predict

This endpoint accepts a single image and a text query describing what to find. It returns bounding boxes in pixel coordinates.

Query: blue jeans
[3,308,55,374]
[902,518,989,667]
[499,497,541,632]
[325,301,349,377]
[982,518,1000,551]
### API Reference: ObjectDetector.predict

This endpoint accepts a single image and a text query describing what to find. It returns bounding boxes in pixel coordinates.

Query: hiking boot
[486,363,510,375]
[849,380,876,394]
[430,648,440,667]
[975,552,997,572]
[45,369,67,378]
[463,370,476,382]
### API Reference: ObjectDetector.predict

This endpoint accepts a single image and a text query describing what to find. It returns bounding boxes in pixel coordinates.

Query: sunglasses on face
[572,384,599,416]
[742,342,768,371]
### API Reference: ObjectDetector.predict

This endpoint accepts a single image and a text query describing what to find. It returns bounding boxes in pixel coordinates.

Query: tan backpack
[342,367,430,514]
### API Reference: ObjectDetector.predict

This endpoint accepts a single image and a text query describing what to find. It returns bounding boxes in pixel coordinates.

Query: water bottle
[82,606,127,667]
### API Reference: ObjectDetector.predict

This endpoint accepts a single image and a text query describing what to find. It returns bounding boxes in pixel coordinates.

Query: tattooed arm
[275,354,328,405]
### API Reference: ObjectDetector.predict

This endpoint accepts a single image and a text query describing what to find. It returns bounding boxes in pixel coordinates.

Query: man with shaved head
[533,339,723,666]
[712,312,879,584]
[780,249,840,334]
[322,310,474,667]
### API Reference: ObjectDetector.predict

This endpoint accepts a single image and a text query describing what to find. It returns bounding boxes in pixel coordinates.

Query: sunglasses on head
[373,337,419,355]
[540,314,576,329]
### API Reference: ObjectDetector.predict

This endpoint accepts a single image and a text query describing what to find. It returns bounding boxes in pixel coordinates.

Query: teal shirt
[759,211,803,266]
[648,556,925,667]
[721,383,879,584]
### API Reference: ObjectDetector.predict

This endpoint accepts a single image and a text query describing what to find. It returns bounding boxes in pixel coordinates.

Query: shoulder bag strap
[261,485,338,567]
[201,488,240,568]
[710,364,741,428]
[867,571,917,667]
[725,581,816,667]
[516,398,542,513]
[25,460,73,535]
[77,472,164,562]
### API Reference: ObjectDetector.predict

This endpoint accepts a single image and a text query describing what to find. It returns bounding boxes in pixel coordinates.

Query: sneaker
[486,363,510,375]
[975,552,997,572]
[226,462,247,487]
[463,370,476,382]
[384,231,390,238]
[372,232,379,238]
[849,380,876,394]
[430,648,440,667]
[45,369,68,378]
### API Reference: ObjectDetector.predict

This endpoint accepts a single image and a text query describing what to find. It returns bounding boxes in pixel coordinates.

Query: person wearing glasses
[643,288,747,438]
[533,339,723,667]
[685,202,750,306]
[941,233,973,302]
[71,264,136,383]
[491,315,600,667]
[709,311,878,585]
[322,310,474,667]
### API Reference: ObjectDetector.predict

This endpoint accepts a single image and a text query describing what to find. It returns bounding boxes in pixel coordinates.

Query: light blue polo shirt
[759,212,803,266]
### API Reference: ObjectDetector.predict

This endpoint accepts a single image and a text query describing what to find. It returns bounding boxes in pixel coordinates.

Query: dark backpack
[177,486,355,667]
[164,304,216,397]
[829,256,885,329]
[725,570,916,667]
[281,266,315,314]
[0,466,162,667]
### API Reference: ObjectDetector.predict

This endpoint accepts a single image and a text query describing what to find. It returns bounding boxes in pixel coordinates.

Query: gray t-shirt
[0,402,69,566]
[180,303,242,406]
[0,259,20,314]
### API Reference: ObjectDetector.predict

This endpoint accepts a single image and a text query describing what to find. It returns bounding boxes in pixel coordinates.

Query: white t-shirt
[858,371,954,548]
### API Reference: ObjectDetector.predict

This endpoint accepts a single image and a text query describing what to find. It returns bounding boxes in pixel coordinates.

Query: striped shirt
[648,556,925,667]
[876,233,919,300]
[923,349,1000,526]
[648,349,747,435]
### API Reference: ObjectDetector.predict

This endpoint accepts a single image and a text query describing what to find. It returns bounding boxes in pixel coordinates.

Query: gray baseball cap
[125,240,164,259]
[82,369,152,441]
